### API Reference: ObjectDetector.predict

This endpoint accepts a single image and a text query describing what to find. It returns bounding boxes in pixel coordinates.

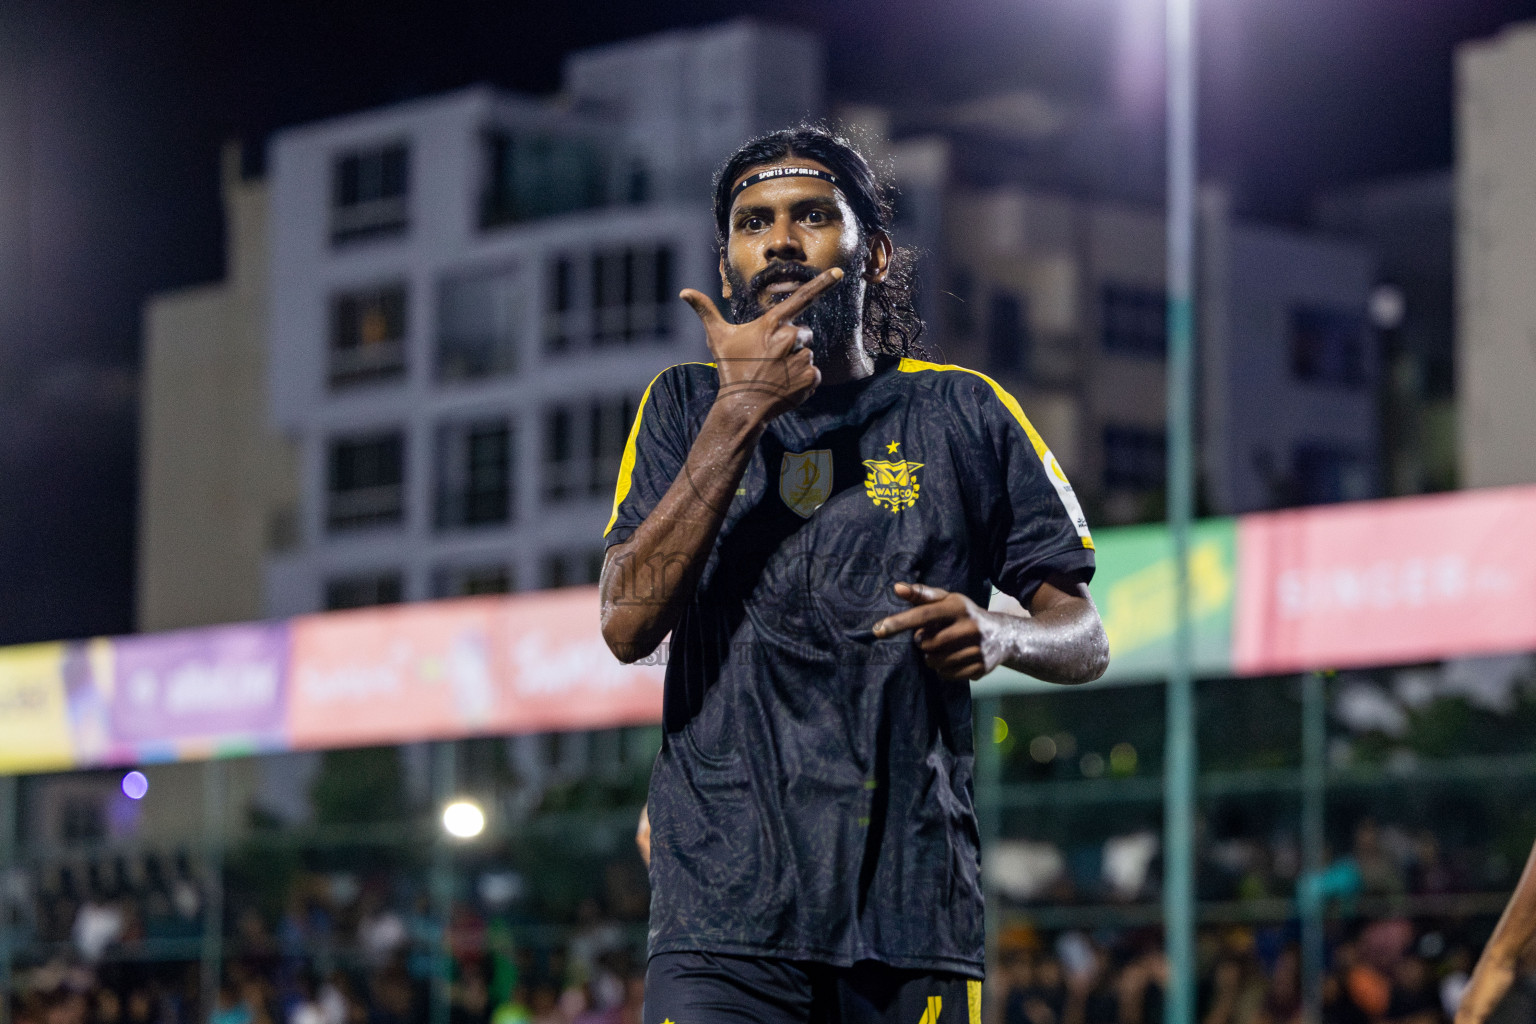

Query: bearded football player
[600,126,1110,1024]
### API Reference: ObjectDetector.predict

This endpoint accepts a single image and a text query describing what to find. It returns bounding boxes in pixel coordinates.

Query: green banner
[976,518,1237,694]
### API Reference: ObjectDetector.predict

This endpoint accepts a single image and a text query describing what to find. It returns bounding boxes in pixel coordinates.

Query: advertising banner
[287,597,508,749]
[105,623,290,760]
[490,586,666,733]
[286,589,666,749]
[0,643,74,773]
[1233,486,1536,675]
[976,518,1237,694]
[1092,518,1237,682]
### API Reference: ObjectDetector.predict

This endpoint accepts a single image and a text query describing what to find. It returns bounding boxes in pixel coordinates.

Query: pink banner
[487,587,667,733]
[286,588,663,749]
[1233,486,1536,675]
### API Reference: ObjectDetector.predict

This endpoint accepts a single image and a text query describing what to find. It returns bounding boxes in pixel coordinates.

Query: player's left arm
[871,577,1109,685]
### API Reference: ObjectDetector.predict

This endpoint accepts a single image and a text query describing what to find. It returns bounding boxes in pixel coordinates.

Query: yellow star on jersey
[886,440,901,454]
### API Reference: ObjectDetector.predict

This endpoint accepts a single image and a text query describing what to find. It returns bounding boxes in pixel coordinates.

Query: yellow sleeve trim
[897,358,1094,550]
[604,362,715,538]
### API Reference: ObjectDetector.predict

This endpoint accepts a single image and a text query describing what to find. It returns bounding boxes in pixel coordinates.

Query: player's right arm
[1457,837,1536,1024]
[598,267,842,663]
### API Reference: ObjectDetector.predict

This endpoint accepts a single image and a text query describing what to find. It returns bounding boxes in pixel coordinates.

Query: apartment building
[263,22,822,616]
[937,184,1377,523]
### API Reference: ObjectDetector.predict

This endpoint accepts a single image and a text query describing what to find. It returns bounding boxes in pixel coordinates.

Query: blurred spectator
[1385,955,1439,1024]
[1255,946,1302,1024]
[489,984,532,1024]
[356,896,407,971]
[1354,821,1408,897]
[72,895,124,962]
[287,974,325,1024]
[211,980,254,1024]
[527,985,563,1024]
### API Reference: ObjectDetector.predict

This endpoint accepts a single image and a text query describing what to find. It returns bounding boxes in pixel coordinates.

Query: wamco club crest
[862,441,923,513]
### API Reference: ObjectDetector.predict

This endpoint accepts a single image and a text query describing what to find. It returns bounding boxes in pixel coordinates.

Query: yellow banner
[0,643,74,773]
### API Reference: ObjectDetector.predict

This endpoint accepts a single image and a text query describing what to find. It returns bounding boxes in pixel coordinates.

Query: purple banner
[110,624,289,746]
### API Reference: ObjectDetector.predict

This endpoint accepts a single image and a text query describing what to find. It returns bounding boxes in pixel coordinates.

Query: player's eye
[738,215,765,232]
[804,209,826,224]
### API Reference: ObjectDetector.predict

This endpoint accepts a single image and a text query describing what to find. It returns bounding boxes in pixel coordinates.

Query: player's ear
[718,254,732,300]
[865,231,893,284]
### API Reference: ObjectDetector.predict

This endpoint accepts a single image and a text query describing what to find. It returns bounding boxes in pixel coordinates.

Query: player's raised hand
[679,266,842,425]
[871,582,1006,682]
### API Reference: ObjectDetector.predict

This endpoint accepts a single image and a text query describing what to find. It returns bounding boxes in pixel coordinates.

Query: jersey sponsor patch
[1040,447,1092,543]
[780,449,833,518]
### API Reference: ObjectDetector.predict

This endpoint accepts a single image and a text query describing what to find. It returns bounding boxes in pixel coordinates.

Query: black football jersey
[604,356,1095,977]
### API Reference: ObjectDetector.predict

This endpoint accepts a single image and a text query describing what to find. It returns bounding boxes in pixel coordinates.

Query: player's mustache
[750,261,820,298]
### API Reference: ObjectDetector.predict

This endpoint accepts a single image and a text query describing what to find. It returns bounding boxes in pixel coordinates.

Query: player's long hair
[712,126,929,360]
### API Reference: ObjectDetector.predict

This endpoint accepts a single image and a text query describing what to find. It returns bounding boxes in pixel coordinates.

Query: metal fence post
[1300,672,1328,1023]
[201,760,227,1023]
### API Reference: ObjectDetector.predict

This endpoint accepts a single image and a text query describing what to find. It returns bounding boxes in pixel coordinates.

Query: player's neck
[817,335,876,386]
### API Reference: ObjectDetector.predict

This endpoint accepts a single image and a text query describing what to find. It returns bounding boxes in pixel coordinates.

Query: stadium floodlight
[441,799,486,839]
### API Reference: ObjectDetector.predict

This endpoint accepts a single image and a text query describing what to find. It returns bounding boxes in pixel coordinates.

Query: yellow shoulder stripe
[897,358,1094,550]
[604,362,715,538]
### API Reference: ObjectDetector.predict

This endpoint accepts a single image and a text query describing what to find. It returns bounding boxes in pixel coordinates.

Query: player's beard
[725,256,862,364]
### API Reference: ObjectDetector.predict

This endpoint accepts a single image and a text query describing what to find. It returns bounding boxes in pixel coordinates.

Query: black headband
[730,166,841,203]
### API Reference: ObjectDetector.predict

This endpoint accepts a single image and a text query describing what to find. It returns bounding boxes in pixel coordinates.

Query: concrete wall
[137,147,299,632]
[1457,22,1536,488]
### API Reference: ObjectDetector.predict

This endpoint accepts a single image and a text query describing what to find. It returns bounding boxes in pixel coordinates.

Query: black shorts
[644,951,981,1024]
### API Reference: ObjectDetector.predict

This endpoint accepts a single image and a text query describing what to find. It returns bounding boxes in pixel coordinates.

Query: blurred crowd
[4,815,1527,1024]
[989,817,1495,908]
[10,915,1515,1024]
[7,847,651,1024]
[990,915,1489,1024]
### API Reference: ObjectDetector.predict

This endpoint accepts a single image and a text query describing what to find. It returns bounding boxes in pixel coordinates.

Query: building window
[987,290,1029,374]
[1293,444,1372,505]
[435,419,512,530]
[543,246,673,353]
[1104,426,1167,490]
[324,572,404,611]
[437,266,522,382]
[330,283,407,388]
[1290,306,1367,389]
[327,432,405,531]
[541,549,606,589]
[331,143,409,243]
[481,130,605,228]
[1102,284,1167,357]
[433,564,514,599]
[542,395,637,503]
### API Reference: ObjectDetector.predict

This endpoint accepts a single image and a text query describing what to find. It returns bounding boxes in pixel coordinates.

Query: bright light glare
[442,799,486,839]
[121,771,149,800]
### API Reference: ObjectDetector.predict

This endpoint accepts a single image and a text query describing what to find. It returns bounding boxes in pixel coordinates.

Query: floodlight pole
[1163,0,1199,1022]
[431,742,457,1024]
[1,774,16,1024]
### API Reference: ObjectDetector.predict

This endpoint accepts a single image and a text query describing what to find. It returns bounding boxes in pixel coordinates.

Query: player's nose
[763,220,804,262]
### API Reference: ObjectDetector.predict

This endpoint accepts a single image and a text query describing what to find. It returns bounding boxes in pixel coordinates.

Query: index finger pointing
[766,266,843,325]
[872,601,954,638]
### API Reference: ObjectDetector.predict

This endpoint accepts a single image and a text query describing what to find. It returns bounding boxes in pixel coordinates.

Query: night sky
[1,0,1534,645]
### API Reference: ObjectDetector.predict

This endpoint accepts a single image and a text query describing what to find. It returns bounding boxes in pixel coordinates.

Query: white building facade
[264,23,823,616]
